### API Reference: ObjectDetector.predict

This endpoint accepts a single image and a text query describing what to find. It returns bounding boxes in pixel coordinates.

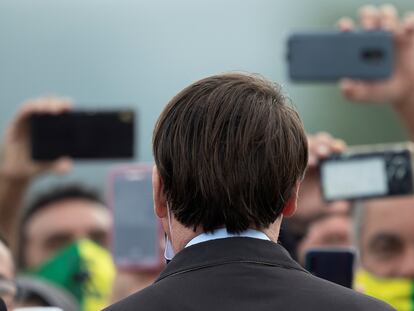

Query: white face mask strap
[164,202,175,261]
[167,202,173,235]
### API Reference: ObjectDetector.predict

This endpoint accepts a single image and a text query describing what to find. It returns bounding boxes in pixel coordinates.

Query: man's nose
[397,246,414,279]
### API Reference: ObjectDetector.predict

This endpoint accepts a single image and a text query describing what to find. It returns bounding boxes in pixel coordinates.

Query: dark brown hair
[153,73,308,233]
[18,183,104,268]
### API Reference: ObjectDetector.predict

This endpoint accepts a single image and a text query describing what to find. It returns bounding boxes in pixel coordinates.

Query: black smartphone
[305,248,355,288]
[108,164,164,271]
[287,31,393,81]
[320,142,414,202]
[30,110,135,160]
[0,298,5,311]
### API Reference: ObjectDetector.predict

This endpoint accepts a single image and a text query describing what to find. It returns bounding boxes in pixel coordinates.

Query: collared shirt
[186,228,271,248]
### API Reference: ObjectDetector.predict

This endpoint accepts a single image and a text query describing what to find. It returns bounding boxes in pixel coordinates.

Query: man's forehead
[25,198,110,235]
[365,196,414,210]
[29,198,107,219]
[363,196,414,231]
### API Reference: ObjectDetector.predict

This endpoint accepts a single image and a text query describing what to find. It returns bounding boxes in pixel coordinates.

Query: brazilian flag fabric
[29,239,115,311]
[355,270,414,311]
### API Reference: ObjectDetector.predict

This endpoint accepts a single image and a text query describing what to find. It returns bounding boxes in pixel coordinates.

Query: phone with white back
[108,163,164,271]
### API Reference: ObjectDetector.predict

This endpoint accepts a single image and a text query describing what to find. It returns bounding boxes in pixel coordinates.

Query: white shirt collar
[186,228,271,248]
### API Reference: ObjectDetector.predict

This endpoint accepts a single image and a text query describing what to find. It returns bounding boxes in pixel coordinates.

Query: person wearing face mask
[332,6,414,310]
[352,198,414,311]
[105,73,393,311]
[0,98,116,311]
[18,185,115,311]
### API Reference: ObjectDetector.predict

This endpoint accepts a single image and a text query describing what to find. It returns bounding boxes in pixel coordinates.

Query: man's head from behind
[152,73,308,248]
[20,184,112,269]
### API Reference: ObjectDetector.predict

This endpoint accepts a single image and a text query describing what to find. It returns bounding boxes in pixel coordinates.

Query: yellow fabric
[354,269,413,311]
[78,240,116,311]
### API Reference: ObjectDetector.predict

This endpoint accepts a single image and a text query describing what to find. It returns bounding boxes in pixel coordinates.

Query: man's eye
[369,235,403,260]
[89,231,110,249]
[44,234,73,252]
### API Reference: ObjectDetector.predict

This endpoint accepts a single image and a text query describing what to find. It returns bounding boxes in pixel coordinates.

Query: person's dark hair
[22,184,104,227]
[153,72,308,233]
[18,183,104,268]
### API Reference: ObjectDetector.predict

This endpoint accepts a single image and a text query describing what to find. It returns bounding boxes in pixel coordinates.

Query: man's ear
[152,165,168,219]
[282,182,301,217]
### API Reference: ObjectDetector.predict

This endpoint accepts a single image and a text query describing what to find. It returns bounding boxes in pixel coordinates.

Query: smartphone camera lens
[361,48,384,63]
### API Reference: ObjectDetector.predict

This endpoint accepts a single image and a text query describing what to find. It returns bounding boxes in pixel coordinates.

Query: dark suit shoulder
[104,284,166,311]
[295,272,395,311]
[104,238,395,311]
[105,271,395,311]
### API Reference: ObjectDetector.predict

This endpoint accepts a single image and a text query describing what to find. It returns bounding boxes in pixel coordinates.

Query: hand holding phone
[320,142,414,201]
[30,110,135,160]
[287,31,394,81]
[0,97,73,179]
[337,5,414,105]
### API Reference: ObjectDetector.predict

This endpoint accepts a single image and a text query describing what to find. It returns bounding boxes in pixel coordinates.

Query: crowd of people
[1,3,414,311]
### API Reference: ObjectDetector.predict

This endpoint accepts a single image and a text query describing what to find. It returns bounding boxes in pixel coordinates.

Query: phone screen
[30,111,135,160]
[112,169,160,268]
[305,249,355,288]
[321,157,388,201]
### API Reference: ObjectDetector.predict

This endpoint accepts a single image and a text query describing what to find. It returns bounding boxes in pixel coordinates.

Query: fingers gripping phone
[108,164,164,271]
[287,31,394,81]
[320,142,414,201]
[30,110,135,160]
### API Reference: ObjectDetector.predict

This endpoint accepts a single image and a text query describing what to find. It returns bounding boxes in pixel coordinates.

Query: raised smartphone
[108,164,164,271]
[287,31,394,81]
[320,142,414,201]
[305,248,356,288]
[30,110,135,160]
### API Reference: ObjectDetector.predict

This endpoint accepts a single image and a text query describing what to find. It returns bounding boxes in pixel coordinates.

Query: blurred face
[360,196,414,278]
[295,168,350,227]
[0,241,15,310]
[24,198,112,268]
[297,213,352,264]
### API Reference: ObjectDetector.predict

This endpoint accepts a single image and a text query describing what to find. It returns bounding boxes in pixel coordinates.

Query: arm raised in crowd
[283,131,348,260]
[295,132,347,222]
[338,4,414,140]
[0,97,73,252]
